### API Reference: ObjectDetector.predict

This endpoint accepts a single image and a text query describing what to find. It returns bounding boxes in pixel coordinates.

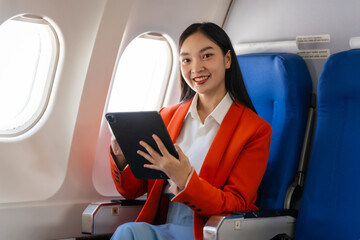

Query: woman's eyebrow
[200,46,214,53]
[180,46,214,56]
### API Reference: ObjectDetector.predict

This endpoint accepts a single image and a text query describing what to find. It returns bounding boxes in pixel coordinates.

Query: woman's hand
[138,134,193,190]
[110,134,127,171]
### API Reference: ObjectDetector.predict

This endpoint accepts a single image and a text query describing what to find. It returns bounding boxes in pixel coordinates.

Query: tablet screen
[106,111,178,179]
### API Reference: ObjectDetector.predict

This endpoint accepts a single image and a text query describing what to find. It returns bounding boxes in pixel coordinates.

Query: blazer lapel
[166,100,192,142]
[199,103,245,185]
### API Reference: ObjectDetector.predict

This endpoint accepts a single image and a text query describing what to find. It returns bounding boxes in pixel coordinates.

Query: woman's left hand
[138,134,193,190]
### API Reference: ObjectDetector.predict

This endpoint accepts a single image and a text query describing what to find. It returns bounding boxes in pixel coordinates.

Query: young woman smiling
[109,22,272,240]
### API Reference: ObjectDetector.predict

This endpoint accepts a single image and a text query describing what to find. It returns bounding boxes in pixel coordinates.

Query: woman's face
[180,32,231,99]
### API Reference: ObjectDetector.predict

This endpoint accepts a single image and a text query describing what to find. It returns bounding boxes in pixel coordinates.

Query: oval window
[93,32,174,196]
[0,15,59,136]
[107,32,173,112]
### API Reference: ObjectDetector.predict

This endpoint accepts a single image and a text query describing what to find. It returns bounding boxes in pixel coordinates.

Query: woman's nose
[191,58,204,73]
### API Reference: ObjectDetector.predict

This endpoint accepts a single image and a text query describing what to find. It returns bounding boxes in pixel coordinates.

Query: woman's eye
[182,58,190,64]
[203,53,213,59]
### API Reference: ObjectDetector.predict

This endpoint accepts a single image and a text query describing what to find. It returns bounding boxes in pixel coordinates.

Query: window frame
[0,14,60,137]
[106,32,174,113]
[92,32,176,196]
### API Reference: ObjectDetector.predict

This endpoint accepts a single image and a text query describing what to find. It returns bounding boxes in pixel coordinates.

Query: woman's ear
[225,50,232,69]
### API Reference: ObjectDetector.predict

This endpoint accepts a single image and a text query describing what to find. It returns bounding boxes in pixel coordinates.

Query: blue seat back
[295,49,360,239]
[237,53,312,210]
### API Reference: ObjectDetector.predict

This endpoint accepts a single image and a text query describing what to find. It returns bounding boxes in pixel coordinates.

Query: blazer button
[190,205,196,208]
[196,209,202,212]
[183,201,190,205]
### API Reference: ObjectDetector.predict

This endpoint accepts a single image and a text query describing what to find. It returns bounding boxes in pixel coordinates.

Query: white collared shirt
[175,92,233,174]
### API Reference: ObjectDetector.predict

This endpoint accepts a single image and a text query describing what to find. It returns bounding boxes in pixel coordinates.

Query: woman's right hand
[110,135,128,171]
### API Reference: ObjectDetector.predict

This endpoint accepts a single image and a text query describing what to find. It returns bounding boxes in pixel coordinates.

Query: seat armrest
[110,199,146,205]
[82,199,145,235]
[231,209,297,218]
[203,209,297,240]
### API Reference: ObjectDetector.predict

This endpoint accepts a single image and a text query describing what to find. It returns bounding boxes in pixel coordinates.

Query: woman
[109,22,272,240]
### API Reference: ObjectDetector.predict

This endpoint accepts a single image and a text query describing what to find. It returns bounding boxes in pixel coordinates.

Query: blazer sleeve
[171,121,271,216]
[109,147,148,199]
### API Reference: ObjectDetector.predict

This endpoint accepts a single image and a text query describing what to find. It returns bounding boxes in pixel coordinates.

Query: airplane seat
[203,53,313,240]
[294,48,360,239]
[237,53,313,210]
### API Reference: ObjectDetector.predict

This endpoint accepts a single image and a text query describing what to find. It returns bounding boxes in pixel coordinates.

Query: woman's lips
[193,75,210,85]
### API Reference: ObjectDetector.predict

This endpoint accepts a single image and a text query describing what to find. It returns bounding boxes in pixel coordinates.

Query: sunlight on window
[0,16,58,136]
[93,33,174,197]
[107,33,172,112]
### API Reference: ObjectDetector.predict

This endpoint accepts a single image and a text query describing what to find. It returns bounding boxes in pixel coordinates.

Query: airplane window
[0,15,59,137]
[93,32,174,196]
[107,33,173,112]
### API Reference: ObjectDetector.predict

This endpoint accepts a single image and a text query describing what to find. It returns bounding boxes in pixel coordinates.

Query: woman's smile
[193,75,210,85]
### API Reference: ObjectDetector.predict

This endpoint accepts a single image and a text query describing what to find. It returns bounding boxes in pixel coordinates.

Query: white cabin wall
[224,0,360,90]
[0,0,132,239]
[0,0,107,204]
[0,0,232,239]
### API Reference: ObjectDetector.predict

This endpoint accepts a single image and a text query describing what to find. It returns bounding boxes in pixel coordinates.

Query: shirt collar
[187,92,233,125]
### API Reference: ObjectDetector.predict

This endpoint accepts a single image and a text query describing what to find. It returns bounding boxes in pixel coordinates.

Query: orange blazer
[109,99,272,240]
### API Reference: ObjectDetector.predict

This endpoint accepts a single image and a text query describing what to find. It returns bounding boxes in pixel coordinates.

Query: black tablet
[105,111,178,179]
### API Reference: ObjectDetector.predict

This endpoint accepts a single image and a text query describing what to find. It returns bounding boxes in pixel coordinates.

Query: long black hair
[178,22,257,114]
